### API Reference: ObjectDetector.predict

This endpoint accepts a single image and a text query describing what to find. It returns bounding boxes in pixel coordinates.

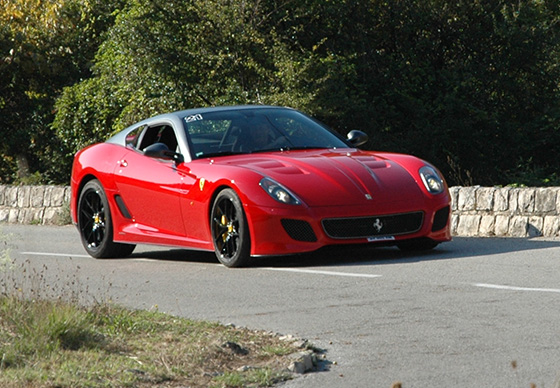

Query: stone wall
[1,185,560,237]
[0,185,71,225]
[450,186,560,237]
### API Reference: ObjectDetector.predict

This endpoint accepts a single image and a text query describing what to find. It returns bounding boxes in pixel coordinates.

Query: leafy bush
[5,0,560,186]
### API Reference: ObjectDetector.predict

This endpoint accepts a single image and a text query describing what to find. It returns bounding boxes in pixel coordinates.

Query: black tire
[77,179,135,258]
[210,188,251,267]
[397,238,439,252]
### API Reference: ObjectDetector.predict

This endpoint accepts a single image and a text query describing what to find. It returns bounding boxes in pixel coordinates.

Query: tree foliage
[5,0,560,186]
[52,0,309,155]
[0,0,124,183]
[286,0,560,185]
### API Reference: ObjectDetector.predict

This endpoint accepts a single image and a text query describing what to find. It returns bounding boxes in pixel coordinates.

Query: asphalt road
[2,224,559,388]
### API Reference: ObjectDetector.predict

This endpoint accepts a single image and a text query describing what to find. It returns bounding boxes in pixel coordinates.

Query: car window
[268,114,329,147]
[183,108,349,158]
[125,125,146,149]
[185,116,233,158]
[138,125,178,152]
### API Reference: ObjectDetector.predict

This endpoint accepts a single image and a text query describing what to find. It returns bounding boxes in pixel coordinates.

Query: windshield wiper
[280,146,327,151]
[195,150,243,158]
[197,146,329,158]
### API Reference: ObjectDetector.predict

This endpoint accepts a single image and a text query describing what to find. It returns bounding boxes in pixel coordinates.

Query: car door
[113,123,190,238]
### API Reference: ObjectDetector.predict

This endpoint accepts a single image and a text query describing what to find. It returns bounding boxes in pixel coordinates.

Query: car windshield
[182,108,350,159]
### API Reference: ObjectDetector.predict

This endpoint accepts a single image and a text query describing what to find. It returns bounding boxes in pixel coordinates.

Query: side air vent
[432,206,450,232]
[281,219,318,242]
[114,195,132,219]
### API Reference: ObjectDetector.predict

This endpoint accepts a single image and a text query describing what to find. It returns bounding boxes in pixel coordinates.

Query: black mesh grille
[281,219,318,242]
[432,206,450,232]
[322,212,424,239]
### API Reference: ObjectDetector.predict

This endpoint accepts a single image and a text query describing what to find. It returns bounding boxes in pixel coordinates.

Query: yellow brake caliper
[221,215,229,242]
[93,213,102,231]
[221,214,236,243]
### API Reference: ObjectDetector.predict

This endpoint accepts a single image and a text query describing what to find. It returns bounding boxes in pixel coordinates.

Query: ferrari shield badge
[199,178,206,191]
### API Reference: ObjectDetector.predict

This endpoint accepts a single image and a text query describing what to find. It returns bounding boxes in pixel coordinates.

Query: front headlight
[419,166,444,194]
[259,177,301,205]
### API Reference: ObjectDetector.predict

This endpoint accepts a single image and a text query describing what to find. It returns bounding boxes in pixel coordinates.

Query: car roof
[147,105,293,121]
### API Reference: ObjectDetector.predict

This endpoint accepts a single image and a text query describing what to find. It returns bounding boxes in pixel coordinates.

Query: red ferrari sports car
[71,105,451,267]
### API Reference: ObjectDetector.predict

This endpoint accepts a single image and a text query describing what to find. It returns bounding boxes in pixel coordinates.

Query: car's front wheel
[77,179,135,258]
[210,188,251,267]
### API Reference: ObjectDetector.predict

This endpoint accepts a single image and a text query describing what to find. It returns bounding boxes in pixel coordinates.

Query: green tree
[52,0,560,186]
[0,0,124,183]
[53,0,308,159]
[286,0,560,185]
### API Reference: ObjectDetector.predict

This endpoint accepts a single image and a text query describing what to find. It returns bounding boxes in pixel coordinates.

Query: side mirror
[347,130,369,147]
[144,143,185,165]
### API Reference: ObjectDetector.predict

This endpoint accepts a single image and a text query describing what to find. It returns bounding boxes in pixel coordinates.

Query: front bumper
[246,194,452,256]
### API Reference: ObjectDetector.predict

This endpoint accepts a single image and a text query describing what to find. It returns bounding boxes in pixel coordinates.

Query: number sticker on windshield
[185,114,203,123]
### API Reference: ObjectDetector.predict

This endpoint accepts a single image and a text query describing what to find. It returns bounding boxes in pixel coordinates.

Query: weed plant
[0,227,303,387]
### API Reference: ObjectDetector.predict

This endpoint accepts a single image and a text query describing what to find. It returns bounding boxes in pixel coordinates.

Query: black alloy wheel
[211,188,251,267]
[77,179,135,258]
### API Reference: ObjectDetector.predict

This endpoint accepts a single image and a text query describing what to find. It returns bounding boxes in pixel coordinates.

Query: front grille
[432,206,450,232]
[281,219,318,242]
[322,212,424,239]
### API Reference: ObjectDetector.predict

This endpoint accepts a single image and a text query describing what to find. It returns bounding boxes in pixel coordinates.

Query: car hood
[219,149,425,208]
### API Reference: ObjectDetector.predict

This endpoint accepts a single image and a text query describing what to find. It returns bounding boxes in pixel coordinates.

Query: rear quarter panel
[70,143,128,224]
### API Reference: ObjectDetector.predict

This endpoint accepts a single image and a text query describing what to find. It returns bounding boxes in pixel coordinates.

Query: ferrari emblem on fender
[199,178,206,191]
[373,218,383,233]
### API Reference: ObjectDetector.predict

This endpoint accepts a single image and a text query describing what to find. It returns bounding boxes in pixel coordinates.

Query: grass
[0,227,318,387]
[0,297,302,387]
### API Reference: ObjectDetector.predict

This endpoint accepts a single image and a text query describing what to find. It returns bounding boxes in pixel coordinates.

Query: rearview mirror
[347,130,369,147]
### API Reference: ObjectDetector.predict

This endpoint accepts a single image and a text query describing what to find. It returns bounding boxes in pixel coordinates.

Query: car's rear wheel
[78,179,135,258]
[211,188,251,267]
